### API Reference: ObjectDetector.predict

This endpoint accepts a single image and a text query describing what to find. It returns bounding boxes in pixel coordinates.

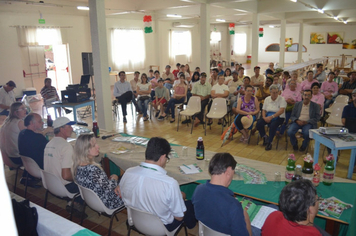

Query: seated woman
[234,85,260,143]
[311,82,325,116]
[234,76,255,100]
[137,73,152,121]
[262,179,326,236]
[74,134,124,209]
[160,74,187,123]
[256,84,287,151]
[187,72,200,103]
[321,72,338,110]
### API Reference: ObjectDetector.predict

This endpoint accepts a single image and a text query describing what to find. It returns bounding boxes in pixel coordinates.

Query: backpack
[12,199,38,236]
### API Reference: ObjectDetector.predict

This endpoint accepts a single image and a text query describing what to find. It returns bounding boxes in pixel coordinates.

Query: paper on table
[250,206,277,229]
[179,164,202,174]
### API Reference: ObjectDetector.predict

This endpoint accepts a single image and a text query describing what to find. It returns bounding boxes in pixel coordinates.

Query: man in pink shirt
[321,72,338,109]
[300,70,318,91]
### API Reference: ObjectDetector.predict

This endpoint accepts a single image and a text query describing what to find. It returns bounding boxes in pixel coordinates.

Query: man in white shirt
[207,75,229,125]
[250,66,265,87]
[0,80,16,116]
[162,65,174,90]
[113,71,133,123]
[120,137,196,232]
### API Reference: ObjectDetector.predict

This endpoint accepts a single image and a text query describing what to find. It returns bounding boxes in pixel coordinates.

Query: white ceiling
[0,0,355,26]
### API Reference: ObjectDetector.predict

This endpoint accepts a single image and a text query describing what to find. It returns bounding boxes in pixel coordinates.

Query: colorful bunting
[229,23,235,35]
[259,27,263,37]
[143,15,153,33]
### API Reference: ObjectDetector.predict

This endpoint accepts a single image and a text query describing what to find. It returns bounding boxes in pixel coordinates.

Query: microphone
[101,134,119,140]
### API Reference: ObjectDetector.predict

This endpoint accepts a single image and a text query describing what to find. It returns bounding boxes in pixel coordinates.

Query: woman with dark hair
[137,73,152,121]
[311,82,325,115]
[262,179,325,236]
[150,70,161,100]
[74,134,124,209]
[224,68,232,83]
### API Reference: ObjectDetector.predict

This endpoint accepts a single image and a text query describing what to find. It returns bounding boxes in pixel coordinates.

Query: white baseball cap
[53,117,76,129]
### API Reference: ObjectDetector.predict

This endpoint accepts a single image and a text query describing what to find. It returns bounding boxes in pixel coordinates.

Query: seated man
[0,80,16,116]
[209,68,219,86]
[40,78,71,115]
[113,71,133,123]
[287,90,320,152]
[18,113,50,187]
[153,79,170,118]
[342,89,356,173]
[207,75,229,125]
[256,76,273,110]
[251,66,265,87]
[262,179,326,236]
[217,63,224,76]
[129,71,140,113]
[226,71,243,104]
[313,63,326,84]
[172,63,180,80]
[339,71,356,101]
[192,153,252,236]
[43,117,84,215]
[119,137,196,231]
[191,72,211,126]
[162,65,175,91]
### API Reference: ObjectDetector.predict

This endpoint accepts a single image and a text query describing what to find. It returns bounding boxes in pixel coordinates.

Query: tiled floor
[4,63,356,236]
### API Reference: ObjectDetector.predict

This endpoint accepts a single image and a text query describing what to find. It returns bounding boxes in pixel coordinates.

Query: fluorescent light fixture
[317,9,324,13]
[167,14,182,18]
[269,25,275,28]
[334,16,338,20]
[290,0,297,2]
[344,21,347,24]
[77,6,89,10]
[216,19,226,22]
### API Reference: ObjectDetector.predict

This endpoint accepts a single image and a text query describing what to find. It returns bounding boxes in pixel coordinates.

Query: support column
[88,0,113,131]
[200,3,210,73]
[297,22,304,63]
[251,13,259,67]
[226,26,231,67]
[279,19,286,68]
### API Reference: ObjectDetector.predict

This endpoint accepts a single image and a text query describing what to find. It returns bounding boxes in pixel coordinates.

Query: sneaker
[123,117,127,123]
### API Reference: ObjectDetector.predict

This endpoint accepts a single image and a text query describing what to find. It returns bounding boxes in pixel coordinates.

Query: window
[234,33,247,55]
[169,30,192,63]
[111,29,146,70]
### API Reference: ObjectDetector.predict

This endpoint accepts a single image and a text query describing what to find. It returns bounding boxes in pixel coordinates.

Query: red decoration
[143,15,152,22]
[229,23,235,28]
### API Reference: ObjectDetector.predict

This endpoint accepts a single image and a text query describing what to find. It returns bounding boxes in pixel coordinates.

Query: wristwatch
[272,115,275,118]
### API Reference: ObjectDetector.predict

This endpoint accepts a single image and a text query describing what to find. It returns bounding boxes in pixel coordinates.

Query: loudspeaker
[82,52,94,75]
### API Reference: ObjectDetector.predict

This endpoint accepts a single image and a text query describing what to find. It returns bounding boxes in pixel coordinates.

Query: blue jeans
[165,97,185,119]
[137,97,150,117]
[165,200,196,231]
[278,111,291,135]
[256,117,284,143]
[324,98,334,110]
[287,122,313,148]
[65,182,84,204]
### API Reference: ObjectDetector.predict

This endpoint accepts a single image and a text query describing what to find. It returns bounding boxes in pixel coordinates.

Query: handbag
[138,96,150,101]
[12,199,38,236]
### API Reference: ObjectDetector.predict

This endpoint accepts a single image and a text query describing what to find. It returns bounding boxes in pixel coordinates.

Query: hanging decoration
[143,15,153,34]
[259,27,263,37]
[229,23,235,35]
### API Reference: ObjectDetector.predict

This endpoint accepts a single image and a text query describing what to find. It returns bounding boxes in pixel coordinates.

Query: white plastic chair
[326,103,347,126]
[77,184,125,236]
[205,98,228,136]
[325,95,349,113]
[20,155,42,198]
[112,100,134,121]
[177,96,201,134]
[126,206,187,236]
[1,150,22,193]
[198,221,230,236]
[40,170,79,220]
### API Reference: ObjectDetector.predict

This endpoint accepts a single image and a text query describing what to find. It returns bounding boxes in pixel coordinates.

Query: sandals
[170,119,175,123]
[143,116,149,121]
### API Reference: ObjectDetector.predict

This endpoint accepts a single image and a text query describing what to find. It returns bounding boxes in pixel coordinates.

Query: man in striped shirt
[40,78,71,115]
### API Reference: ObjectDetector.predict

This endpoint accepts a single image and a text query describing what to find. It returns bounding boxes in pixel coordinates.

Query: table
[309,129,356,179]
[10,192,99,236]
[51,100,95,122]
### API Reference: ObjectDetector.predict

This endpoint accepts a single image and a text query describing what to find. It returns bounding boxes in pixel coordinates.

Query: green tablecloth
[72,229,100,236]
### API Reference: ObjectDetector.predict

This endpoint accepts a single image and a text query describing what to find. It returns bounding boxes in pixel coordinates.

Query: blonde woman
[73,134,124,209]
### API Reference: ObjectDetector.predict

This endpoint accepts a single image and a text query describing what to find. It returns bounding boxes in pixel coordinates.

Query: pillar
[297,22,304,63]
[279,19,286,68]
[251,13,259,67]
[200,3,210,73]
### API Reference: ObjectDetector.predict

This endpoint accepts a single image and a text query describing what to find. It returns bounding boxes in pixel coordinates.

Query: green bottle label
[196,149,204,160]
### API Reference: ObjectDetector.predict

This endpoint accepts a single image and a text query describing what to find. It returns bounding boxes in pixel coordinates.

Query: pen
[183,164,191,169]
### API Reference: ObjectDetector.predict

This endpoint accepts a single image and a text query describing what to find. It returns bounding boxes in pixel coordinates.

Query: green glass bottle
[323,160,335,186]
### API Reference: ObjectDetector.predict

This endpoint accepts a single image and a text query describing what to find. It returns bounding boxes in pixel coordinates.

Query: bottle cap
[296,164,302,168]
[198,137,203,141]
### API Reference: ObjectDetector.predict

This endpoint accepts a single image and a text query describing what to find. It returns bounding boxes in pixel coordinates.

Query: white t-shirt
[212,83,229,100]
[44,137,73,185]
[137,83,150,98]
[0,87,15,112]
[119,162,186,225]
[262,95,287,118]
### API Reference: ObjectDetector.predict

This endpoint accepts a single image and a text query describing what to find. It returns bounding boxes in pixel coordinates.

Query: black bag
[12,199,38,236]
[138,96,150,101]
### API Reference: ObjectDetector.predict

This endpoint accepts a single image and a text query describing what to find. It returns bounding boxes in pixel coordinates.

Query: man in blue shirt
[217,63,224,76]
[113,71,133,123]
[192,153,251,236]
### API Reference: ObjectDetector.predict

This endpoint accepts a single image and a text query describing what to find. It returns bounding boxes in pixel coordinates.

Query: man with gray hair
[256,84,286,150]
[192,153,252,235]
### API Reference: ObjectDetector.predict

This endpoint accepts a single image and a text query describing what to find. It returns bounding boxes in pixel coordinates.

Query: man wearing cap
[0,80,16,116]
[43,117,84,214]
[162,65,174,90]
[191,72,212,126]
[113,71,133,123]
[251,66,265,87]
[339,71,356,100]
[217,64,224,76]
[120,137,196,232]
[18,113,50,187]
[130,71,141,113]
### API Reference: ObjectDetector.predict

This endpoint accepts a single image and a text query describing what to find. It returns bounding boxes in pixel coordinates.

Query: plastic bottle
[47,114,53,127]
[292,165,303,182]
[323,160,335,186]
[92,120,100,138]
[196,137,204,160]
[302,161,314,181]
[285,157,296,184]
[312,164,321,187]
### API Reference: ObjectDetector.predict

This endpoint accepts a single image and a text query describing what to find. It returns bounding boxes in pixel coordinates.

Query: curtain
[170,30,192,63]
[210,31,221,60]
[16,27,62,46]
[233,33,247,56]
[111,29,146,71]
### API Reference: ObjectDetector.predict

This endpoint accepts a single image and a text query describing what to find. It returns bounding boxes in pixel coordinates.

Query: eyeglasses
[166,153,171,163]
[316,193,323,202]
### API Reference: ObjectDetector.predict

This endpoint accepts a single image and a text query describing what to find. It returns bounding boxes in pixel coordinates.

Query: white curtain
[111,29,146,71]
[233,33,247,56]
[170,30,192,63]
[16,27,62,46]
[210,31,221,60]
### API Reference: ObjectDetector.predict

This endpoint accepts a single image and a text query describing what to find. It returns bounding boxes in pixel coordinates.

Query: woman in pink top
[321,72,338,109]
[161,73,187,123]
[285,72,302,92]
[311,82,325,115]
[301,70,318,91]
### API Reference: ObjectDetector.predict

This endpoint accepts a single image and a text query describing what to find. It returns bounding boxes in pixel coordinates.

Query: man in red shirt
[172,63,180,80]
